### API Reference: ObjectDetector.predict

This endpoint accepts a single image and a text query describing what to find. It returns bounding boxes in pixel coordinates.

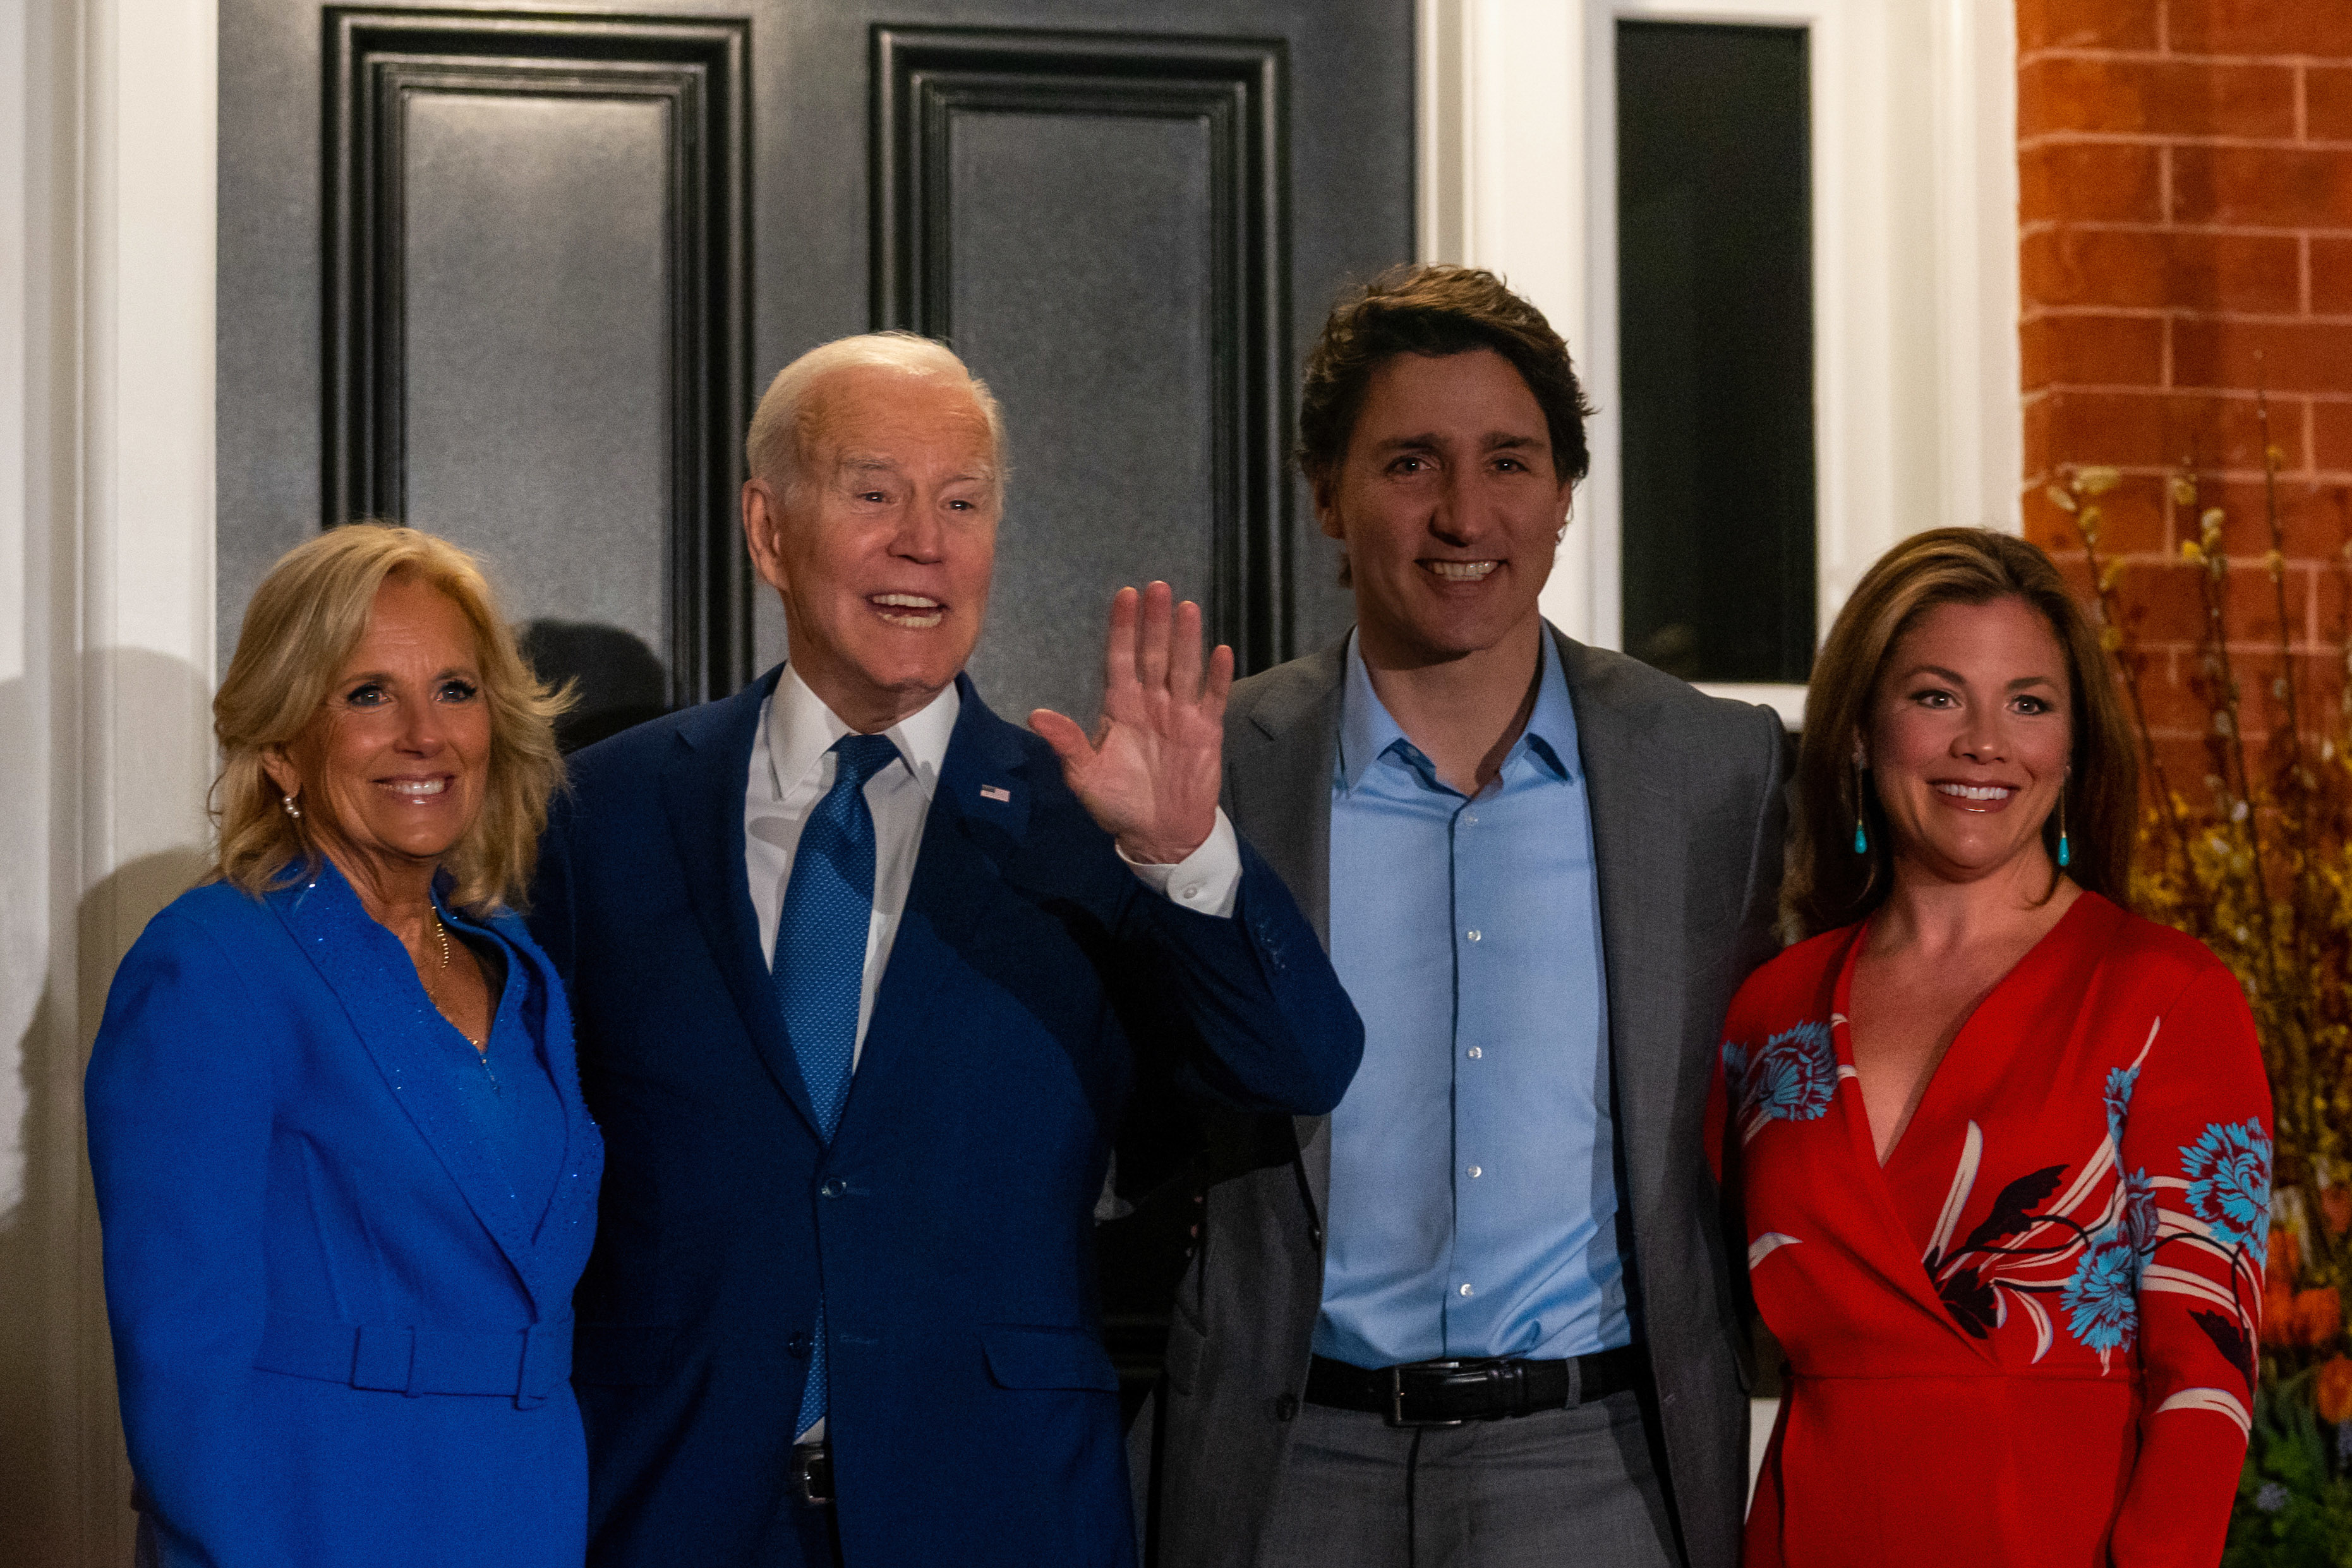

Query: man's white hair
[744,330,1006,500]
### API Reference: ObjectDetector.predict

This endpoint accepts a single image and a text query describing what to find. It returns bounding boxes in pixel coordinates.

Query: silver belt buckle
[1385,1360,1472,1429]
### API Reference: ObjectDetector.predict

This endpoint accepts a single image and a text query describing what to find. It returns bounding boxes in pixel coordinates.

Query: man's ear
[742,478,790,596]
[1310,475,1344,543]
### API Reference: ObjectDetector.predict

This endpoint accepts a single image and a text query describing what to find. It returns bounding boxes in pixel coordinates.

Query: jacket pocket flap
[570,1324,675,1387]
[982,1326,1119,1392]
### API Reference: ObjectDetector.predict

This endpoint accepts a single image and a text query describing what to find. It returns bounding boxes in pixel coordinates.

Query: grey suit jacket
[1133,626,1787,1568]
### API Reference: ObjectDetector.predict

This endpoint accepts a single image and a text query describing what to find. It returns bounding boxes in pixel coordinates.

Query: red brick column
[2019,0,2352,783]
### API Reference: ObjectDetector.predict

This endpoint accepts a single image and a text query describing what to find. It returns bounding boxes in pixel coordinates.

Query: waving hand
[1030,581,1233,865]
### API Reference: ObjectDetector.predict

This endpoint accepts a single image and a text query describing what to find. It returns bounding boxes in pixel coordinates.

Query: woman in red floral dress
[1708,529,2271,1567]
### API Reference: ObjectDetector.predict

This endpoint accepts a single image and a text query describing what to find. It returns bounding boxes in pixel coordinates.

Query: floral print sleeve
[2109,963,2274,1567]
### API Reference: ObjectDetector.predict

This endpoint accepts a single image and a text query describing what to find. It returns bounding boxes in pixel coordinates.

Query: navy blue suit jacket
[86,865,603,1568]
[531,668,1361,1567]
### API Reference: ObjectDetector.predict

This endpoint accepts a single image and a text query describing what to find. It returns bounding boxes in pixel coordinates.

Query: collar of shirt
[1336,626,1579,797]
[764,663,961,802]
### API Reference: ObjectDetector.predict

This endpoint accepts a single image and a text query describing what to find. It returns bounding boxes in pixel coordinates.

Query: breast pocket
[981,1325,1121,1392]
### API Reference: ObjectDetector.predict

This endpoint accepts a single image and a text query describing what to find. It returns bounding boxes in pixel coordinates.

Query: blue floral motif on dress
[2061,1227,2141,1352]
[2181,1118,2272,1260]
[1744,1022,1836,1123]
[1722,1042,1749,1090]
[2104,1066,2138,1154]
[2120,1167,2159,1270]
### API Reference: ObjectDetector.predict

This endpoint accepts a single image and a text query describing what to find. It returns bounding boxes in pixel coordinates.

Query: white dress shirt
[745,666,1243,1071]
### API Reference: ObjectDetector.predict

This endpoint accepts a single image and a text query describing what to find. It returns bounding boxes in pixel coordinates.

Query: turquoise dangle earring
[1852,759,1869,854]
[2056,781,2072,869]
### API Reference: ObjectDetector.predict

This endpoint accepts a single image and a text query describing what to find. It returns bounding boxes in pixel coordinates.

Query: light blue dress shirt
[1315,628,1629,1368]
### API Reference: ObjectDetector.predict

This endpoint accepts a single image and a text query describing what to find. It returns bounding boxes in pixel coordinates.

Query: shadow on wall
[0,650,213,1568]
[517,619,669,753]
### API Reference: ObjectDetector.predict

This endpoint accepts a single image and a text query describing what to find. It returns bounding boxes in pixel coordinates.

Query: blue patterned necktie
[776,731,898,1436]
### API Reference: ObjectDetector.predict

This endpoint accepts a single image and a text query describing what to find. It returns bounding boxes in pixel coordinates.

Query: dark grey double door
[219,0,1413,740]
[219,0,1412,1397]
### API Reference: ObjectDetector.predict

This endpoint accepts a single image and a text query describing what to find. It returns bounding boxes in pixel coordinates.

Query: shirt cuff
[1117,809,1242,920]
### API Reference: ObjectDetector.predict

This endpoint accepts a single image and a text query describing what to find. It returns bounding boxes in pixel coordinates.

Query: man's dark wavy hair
[1296,264,1595,493]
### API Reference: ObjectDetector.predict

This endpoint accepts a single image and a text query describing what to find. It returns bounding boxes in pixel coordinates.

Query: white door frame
[1418,0,2020,725]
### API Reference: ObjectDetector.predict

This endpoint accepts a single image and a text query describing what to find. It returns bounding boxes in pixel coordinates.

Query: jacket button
[819,1178,847,1198]
[1274,1393,1299,1422]
[786,1332,812,1359]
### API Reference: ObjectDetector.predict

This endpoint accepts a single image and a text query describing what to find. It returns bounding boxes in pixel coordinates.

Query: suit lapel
[836,677,1029,1143]
[658,669,825,1140]
[272,867,551,1307]
[1226,641,1346,1219]
[495,915,603,1265]
[1556,628,1685,1251]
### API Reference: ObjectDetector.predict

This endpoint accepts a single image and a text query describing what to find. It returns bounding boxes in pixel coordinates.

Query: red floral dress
[1707,893,2272,1567]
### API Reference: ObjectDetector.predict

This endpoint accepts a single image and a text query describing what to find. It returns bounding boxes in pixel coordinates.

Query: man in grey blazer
[1131,266,1785,1568]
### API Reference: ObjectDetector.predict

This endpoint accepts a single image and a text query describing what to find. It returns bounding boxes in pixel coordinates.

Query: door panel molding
[324,8,752,702]
[871,25,1294,673]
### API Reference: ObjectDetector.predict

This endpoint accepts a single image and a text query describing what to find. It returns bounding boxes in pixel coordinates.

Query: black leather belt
[1305,1343,1647,1428]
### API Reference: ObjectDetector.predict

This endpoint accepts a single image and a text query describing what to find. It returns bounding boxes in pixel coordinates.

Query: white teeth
[1427,560,1499,582]
[385,778,448,797]
[1935,783,2013,802]
[871,594,944,629]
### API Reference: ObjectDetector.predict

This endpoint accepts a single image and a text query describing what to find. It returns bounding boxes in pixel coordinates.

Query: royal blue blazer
[85,864,604,1568]
[531,668,1363,1568]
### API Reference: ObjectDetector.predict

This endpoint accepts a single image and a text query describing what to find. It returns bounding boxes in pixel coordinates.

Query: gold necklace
[426,915,487,1054]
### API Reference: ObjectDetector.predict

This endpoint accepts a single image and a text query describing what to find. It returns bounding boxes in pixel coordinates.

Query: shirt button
[1466,929,1481,943]
[1458,1282,1475,1298]
[1468,1166,1483,1179]
[1464,812,1478,826]
[1181,884,1201,899]
[1467,1047,1482,1059]
[819,1178,847,1198]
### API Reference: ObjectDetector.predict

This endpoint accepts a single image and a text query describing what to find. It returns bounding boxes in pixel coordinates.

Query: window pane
[1616,20,1815,684]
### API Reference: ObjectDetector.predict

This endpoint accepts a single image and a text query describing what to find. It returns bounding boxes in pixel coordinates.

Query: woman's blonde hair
[212,522,570,912]
[1786,527,2137,939]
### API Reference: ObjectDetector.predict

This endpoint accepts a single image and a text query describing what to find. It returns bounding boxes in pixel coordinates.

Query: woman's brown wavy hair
[211,523,570,914]
[1786,528,2136,939]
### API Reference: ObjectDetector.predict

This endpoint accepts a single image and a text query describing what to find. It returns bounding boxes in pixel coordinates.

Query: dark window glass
[1616,20,1815,683]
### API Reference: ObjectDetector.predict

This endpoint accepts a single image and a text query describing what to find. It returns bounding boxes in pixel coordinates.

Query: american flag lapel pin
[979,785,1013,804]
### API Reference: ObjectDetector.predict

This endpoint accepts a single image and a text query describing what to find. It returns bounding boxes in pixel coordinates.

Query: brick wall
[2018,0,2352,788]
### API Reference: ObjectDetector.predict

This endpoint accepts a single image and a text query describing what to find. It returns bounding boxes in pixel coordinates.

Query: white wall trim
[1419,0,1598,636]
[1929,0,2025,541]
[1420,0,2020,691]
[3,1,217,1561]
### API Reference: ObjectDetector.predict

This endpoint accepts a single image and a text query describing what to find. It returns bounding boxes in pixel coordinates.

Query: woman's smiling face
[265,572,493,884]
[1863,594,2074,886]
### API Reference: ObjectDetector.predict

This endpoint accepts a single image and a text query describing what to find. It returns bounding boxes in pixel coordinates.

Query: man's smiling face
[1316,347,1574,669]
[744,364,1000,729]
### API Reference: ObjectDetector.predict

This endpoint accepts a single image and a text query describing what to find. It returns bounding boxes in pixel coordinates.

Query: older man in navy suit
[530,332,1361,1567]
